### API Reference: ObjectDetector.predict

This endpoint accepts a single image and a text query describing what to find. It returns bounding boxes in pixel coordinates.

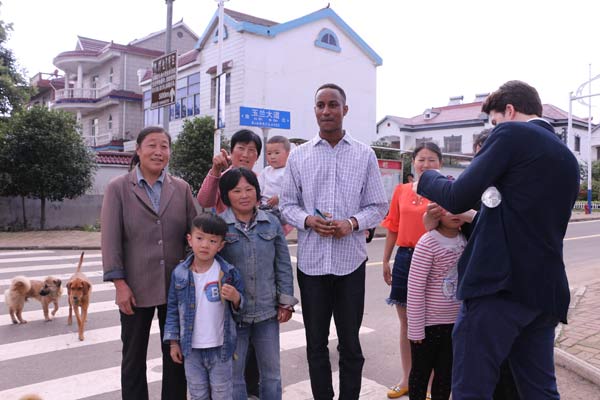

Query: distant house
[137,7,382,152]
[376,95,598,162]
[29,21,198,152]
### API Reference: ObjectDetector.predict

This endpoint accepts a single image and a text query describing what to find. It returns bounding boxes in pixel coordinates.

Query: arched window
[314,28,341,52]
[213,26,228,43]
[108,114,113,130]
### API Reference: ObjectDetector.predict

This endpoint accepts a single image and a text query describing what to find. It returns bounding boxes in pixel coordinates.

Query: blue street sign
[239,106,291,129]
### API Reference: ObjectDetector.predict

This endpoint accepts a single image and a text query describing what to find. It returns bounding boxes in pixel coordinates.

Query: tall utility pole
[163,0,174,131]
[568,64,600,213]
[214,0,228,155]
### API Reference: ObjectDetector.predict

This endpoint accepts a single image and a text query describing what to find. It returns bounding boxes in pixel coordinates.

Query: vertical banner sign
[151,51,177,109]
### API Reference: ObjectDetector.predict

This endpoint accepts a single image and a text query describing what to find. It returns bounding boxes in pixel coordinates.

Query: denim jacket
[163,253,245,361]
[219,208,298,325]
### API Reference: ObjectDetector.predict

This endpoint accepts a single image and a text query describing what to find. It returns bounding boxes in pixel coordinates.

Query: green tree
[170,116,230,195]
[0,3,32,117]
[0,106,96,229]
[578,160,600,201]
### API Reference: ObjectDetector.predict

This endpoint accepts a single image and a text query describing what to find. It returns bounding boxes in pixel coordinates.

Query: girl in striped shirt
[407,210,466,400]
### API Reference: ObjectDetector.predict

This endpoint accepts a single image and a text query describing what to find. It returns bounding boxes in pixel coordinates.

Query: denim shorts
[386,247,414,306]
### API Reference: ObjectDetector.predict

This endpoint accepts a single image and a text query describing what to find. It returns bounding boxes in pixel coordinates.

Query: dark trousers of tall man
[120,305,187,400]
[297,262,366,400]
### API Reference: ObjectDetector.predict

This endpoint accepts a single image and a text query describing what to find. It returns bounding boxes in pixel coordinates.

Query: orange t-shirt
[381,183,430,248]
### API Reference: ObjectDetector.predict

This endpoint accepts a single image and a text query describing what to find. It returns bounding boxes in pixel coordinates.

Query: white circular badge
[481,186,502,208]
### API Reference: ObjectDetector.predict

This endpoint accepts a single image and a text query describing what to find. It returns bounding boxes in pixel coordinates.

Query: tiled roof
[107,90,143,100]
[224,8,278,26]
[178,49,199,67]
[385,102,487,127]
[77,36,109,51]
[542,104,588,124]
[59,39,163,62]
[96,151,132,165]
[383,102,590,128]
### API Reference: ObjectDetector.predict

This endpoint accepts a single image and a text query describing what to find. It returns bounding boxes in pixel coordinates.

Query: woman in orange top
[381,142,443,399]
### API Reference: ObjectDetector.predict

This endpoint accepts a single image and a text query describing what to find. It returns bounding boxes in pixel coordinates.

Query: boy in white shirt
[164,213,244,400]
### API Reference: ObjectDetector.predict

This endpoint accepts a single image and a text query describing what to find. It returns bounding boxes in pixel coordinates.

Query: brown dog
[67,252,92,341]
[4,275,63,324]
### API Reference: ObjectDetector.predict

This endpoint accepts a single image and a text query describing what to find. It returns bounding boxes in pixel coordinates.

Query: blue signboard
[239,106,291,129]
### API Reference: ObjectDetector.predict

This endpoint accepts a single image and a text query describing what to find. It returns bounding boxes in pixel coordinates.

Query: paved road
[1,219,599,399]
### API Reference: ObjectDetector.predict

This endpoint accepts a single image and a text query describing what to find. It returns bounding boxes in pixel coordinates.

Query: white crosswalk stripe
[0,250,55,257]
[0,250,384,399]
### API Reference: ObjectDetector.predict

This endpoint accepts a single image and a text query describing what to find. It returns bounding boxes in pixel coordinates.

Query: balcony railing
[55,83,118,101]
[83,133,111,147]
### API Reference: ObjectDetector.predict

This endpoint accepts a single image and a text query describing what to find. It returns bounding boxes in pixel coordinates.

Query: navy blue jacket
[418,120,579,322]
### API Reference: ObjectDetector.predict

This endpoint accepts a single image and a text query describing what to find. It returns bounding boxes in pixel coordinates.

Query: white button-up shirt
[281,133,388,276]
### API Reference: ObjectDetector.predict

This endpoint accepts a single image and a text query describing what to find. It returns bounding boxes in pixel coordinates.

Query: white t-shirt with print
[191,260,225,348]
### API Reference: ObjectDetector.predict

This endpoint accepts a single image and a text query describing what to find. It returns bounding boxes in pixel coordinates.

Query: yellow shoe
[387,384,409,399]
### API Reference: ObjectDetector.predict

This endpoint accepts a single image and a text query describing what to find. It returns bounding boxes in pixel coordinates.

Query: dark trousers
[494,361,521,400]
[452,294,560,400]
[297,262,366,400]
[120,305,187,400]
[409,324,454,400]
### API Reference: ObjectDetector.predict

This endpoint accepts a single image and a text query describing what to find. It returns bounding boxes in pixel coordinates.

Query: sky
[2,0,600,122]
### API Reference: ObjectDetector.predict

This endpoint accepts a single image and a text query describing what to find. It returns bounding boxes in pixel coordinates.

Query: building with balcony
[29,21,198,151]
[376,95,598,163]
[138,6,382,157]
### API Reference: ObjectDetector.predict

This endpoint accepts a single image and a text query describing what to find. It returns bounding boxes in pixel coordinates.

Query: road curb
[555,347,600,387]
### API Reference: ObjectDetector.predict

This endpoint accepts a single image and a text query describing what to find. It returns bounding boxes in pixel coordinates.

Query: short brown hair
[481,80,543,117]
[267,135,291,152]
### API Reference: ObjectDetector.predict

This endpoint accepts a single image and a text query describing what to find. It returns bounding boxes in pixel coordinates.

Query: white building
[139,7,382,155]
[376,95,598,163]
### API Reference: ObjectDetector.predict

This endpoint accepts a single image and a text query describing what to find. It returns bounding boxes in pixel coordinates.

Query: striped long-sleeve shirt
[407,230,466,341]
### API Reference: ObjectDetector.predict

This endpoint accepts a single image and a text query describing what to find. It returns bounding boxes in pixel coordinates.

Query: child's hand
[266,195,279,207]
[169,341,183,364]
[221,284,241,308]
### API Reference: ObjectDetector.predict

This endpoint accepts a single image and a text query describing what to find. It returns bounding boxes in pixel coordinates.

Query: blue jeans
[184,347,232,400]
[386,247,413,306]
[233,318,281,400]
[452,294,559,399]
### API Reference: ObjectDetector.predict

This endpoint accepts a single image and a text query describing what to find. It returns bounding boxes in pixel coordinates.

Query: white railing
[55,83,118,101]
[83,133,112,147]
[573,201,600,210]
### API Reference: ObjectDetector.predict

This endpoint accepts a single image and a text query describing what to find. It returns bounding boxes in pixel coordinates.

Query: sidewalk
[1,211,599,391]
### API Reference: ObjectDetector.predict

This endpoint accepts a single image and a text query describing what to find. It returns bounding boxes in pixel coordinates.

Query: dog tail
[76,251,85,273]
[10,275,32,294]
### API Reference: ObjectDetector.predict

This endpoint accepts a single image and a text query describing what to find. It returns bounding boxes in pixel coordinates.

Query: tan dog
[67,251,92,340]
[4,275,63,324]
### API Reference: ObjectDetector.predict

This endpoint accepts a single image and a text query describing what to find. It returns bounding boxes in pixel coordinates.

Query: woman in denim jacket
[218,167,298,400]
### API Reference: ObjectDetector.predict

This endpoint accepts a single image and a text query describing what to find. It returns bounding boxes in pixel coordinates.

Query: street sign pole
[214,0,228,155]
[262,127,270,167]
[163,0,174,131]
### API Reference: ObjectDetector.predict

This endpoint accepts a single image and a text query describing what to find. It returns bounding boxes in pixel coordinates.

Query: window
[172,73,201,120]
[91,118,99,137]
[91,75,99,89]
[109,67,113,83]
[210,73,231,109]
[575,136,581,152]
[314,28,341,52]
[444,135,462,153]
[212,26,228,42]
[415,137,433,148]
[143,90,164,126]
[108,114,113,130]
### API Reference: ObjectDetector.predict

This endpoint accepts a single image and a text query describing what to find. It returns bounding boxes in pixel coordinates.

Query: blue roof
[195,7,382,66]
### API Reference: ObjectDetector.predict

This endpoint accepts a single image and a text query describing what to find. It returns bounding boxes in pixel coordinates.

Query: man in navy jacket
[417,80,579,399]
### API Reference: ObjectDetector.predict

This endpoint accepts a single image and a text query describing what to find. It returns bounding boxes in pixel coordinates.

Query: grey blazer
[101,169,197,307]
